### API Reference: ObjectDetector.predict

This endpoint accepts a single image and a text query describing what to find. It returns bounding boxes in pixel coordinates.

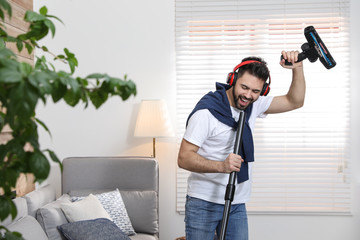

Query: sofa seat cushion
[7,215,48,240]
[129,233,158,240]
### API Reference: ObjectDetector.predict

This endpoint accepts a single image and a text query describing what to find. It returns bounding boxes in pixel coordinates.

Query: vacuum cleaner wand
[281,26,336,69]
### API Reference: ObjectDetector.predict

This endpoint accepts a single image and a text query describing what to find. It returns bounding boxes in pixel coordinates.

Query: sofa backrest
[61,157,159,235]
[62,157,158,194]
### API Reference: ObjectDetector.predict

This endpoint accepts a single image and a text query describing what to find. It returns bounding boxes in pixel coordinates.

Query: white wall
[34,0,360,239]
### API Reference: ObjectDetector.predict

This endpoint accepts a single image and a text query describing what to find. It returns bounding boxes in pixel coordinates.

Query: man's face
[233,71,264,110]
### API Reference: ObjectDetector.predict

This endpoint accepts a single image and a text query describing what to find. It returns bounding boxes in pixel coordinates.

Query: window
[176,0,350,214]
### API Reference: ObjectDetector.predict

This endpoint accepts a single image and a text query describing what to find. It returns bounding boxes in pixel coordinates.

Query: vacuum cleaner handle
[280,52,307,66]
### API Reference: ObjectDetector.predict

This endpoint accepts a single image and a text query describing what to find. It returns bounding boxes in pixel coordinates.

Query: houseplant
[0,1,137,239]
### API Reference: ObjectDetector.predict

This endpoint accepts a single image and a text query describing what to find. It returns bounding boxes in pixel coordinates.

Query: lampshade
[134,99,174,138]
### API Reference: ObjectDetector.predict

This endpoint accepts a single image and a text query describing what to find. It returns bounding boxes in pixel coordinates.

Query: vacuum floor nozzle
[281,26,336,69]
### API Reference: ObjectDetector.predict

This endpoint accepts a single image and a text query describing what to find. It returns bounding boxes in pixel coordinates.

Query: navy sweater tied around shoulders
[186,82,254,183]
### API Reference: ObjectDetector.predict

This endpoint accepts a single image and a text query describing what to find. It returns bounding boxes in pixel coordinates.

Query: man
[177,50,305,240]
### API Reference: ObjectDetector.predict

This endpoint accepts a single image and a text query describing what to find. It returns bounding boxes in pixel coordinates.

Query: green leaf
[4,169,19,189]
[68,60,75,74]
[118,79,137,100]
[0,27,7,37]
[55,54,65,59]
[5,36,17,43]
[0,48,15,58]
[19,62,33,77]
[64,48,74,58]
[64,90,80,107]
[9,197,17,220]
[34,55,51,71]
[89,88,108,109]
[44,19,55,37]
[64,48,78,74]
[51,80,67,103]
[35,117,52,138]
[0,68,22,83]
[65,76,80,94]
[109,77,122,90]
[4,230,25,240]
[0,57,19,70]
[39,6,48,16]
[29,150,50,181]
[8,81,39,118]
[0,37,5,49]
[79,89,89,107]
[0,111,5,132]
[0,196,11,221]
[44,149,63,172]
[0,144,8,166]
[46,14,64,24]
[16,39,23,52]
[24,11,46,22]
[25,21,49,41]
[24,42,34,54]
[0,0,12,19]
[77,77,88,87]
[28,71,53,95]
[86,73,106,79]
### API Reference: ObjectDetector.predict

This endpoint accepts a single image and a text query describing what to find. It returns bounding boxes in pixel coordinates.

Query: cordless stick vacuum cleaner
[219,110,246,240]
[281,25,336,69]
[219,25,336,240]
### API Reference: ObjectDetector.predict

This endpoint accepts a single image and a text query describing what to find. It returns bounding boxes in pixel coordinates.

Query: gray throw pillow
[36,194,71,240]
[58,218,130,240]
[72,189,136,236]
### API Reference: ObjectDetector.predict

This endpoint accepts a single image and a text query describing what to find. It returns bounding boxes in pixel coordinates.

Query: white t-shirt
[183,95,274,204]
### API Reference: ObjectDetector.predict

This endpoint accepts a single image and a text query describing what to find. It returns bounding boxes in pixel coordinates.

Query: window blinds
[175,0,350,214]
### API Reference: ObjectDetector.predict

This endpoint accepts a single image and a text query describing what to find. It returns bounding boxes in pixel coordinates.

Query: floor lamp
[134,99,174,158]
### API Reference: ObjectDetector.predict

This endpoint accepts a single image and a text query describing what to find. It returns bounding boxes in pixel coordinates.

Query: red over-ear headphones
[226,60,271,96]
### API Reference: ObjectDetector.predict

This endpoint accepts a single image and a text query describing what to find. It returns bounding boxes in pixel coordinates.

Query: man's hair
[236,56,270,82]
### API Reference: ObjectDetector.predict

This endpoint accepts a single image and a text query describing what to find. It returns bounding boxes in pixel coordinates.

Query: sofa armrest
[24,184,56,217]
[0,197,28,226]
[0,197,48,240]
[61,157,159,236]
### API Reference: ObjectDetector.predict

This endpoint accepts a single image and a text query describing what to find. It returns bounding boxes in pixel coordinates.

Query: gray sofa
[1,157,159,240]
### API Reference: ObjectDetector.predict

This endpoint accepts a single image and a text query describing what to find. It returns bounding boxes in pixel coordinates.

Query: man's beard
[232,86,253,110]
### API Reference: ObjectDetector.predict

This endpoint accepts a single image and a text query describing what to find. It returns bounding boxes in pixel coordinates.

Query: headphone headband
[233,60,262,72]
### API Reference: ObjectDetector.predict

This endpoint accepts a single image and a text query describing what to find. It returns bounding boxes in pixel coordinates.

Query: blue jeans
[185,196,248,240]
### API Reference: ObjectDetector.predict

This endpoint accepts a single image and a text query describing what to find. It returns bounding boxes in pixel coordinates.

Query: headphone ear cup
[261,83,270,96]
[227,72,237,86]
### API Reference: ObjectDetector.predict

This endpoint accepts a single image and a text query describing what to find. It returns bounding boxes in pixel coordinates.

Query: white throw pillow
[61,194,111,222]
[72,189,136,236]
